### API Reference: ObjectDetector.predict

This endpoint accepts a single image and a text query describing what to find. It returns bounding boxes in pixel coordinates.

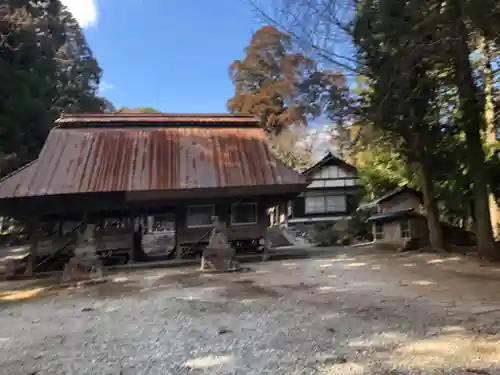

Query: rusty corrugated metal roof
[0,160,39,199]
[0,126,307,198]
[56,113,260,127]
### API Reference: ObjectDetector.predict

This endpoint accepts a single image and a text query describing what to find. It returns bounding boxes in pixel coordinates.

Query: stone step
[266,228,292,248]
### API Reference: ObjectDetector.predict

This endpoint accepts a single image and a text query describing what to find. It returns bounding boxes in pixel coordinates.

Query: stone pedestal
[201,217,238,272]
[61,224,105,283]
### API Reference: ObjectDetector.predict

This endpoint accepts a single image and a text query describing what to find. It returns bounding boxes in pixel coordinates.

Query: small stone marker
[61,224,105,284]
[201,216,239,272]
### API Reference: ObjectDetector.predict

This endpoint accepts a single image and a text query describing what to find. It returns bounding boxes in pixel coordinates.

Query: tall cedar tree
[228,26,317,135]
[0,1,62,175]
[444,0,499,257]
[0,0,108,176]
[228,25,347,169]
[54,7,104,113]
[267,0,500,254]
[353,0,445,250]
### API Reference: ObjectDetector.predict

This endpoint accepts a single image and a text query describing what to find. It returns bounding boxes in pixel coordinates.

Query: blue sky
[65,0,262,113]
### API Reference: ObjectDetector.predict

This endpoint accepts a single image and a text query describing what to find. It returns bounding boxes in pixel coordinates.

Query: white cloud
[100,81,114,91]
[98,80,115,95]
[60,0,98,28]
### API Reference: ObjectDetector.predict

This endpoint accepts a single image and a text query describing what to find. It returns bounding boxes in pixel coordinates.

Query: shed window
[400,220,411,238]
[231,202,257,225]
[186,205,215,228]
[374,222,384,240]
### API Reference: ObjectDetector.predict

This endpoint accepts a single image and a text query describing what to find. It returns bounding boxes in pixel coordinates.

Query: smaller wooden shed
[360,186,428,247]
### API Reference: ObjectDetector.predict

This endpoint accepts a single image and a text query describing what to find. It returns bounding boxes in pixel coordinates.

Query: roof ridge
[59,112,259,117]
[55,113,261,128]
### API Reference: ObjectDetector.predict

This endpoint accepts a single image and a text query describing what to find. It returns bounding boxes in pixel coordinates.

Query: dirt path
[1,249,500,374]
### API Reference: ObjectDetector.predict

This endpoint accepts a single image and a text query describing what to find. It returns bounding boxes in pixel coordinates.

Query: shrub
[311,224,340,246]
[346,211,372,241]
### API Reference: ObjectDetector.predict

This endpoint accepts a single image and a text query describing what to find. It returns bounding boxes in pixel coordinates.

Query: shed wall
[378,193,422,213]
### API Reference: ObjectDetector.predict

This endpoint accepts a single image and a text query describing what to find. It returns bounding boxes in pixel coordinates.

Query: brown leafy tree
[228,25,323,136]
[228,25,348,169]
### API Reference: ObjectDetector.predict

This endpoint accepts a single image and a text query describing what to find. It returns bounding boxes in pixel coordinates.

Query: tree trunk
[479,37,500,238]
[416,159,445,250]
[450,3,497,257]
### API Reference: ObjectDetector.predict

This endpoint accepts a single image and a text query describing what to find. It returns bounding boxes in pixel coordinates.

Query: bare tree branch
[246,0,362,74]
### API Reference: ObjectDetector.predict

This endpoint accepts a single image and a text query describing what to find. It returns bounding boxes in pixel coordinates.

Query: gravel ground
[2,249,500,374]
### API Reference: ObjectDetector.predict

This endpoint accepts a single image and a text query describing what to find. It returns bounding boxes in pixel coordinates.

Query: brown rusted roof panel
[0,160,38,198]
[0,126,307,198]
[0,160,39,199]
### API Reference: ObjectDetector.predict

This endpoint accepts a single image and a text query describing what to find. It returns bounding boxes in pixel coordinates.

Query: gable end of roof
[302,152,357,176]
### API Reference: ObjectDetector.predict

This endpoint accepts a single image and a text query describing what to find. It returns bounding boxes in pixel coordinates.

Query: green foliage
[264,0,500,254]
[0,0,109,176]
[349,0,500,252]
[310,223,340,246]
[345,211,373,242]
[54,7,104,114]
[310,212,372,246]
[117,107,162,113]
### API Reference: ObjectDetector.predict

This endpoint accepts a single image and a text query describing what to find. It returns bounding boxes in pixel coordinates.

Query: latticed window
[400,220,411,238]
[231,203,257,225]
[374,222,384,239]
[305,192,347,214]
[186,205,214,228]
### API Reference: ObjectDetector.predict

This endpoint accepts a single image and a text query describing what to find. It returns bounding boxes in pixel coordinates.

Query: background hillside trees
[255,0,500,256]
[0,0,108,177]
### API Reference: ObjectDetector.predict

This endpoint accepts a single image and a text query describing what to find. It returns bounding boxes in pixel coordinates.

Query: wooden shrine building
[0,113,309,274]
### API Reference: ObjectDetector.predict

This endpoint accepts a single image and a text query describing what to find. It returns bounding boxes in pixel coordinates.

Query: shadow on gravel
[223,279,281,299]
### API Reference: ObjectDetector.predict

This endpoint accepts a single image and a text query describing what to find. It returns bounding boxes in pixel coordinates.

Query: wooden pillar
[284,201,289,229]
[262,228,270,261]
[25,218,39,277]
[96,219,104,253]
[175,213,181,259]
[128,217,136,264]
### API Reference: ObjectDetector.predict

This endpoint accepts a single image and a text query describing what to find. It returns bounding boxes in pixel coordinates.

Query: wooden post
[81,212,88,234]
[25,218,39,277]
[96,219,104,253]
[262,228,270,261]
[175,214,181,259]
[128,217,136,264]
[284,201,289,229]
